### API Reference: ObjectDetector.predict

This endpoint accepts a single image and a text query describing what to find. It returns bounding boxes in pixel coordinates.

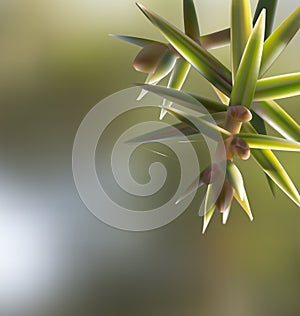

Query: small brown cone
[227,105,252,123]
[133,43,169,73]
[231,137,251,160]
[216,179,234,213]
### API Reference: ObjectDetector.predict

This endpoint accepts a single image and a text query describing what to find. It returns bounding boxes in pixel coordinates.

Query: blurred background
[0,0,299,315]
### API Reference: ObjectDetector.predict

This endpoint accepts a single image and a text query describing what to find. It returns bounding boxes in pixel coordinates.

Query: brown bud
[227,105,252,123]
[201,164,220,185]
[216,179,234,213]
[231,137,251,160]
[133,43,169,73]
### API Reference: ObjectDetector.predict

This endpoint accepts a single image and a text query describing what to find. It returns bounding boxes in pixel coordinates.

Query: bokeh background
[0,0,299,315]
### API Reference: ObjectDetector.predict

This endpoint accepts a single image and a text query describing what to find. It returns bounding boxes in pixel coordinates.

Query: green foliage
[113,0,300,232]
[230,10,265,107]
[231,0,252,79]
[136,3,232,95]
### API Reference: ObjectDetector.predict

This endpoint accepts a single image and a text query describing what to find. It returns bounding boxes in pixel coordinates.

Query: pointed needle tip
[159,110,167,120]
[136,2,144,10]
